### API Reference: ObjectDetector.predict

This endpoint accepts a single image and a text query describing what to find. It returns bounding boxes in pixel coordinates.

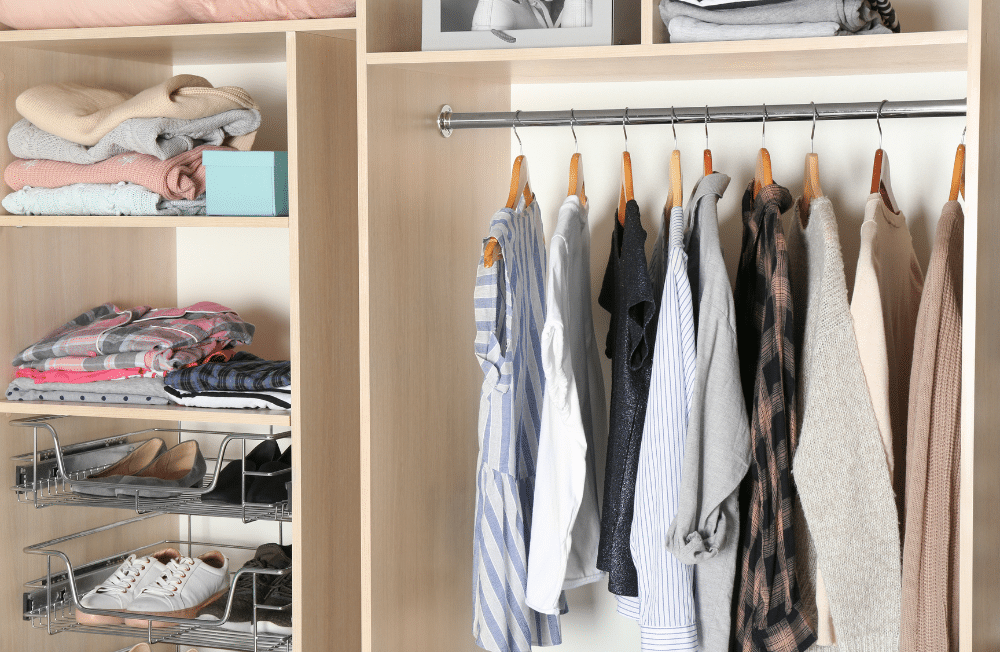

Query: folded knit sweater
[2,183,205,216]
[16,75,258,147]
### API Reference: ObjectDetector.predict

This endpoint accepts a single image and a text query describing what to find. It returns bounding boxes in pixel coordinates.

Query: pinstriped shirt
[618,206,698,651]
[473,199,563,652]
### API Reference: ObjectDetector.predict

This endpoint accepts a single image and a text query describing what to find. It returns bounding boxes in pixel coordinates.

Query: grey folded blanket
[660,0,878,31]
[667,14,891,41]
[8,108,261,165]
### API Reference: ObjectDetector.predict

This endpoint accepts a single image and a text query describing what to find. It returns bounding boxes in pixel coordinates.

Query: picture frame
[422,0,620,50]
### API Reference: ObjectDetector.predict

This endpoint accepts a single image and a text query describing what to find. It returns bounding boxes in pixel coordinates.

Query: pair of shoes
[202,440,290,506]
[77,549,229,629]
[195,542,291,632]
[71,438,207,498]
[256,569,292,636]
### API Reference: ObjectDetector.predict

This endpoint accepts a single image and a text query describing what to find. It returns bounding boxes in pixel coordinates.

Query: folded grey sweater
[7,108,260,165]
[667,15,890,41]
[660,0,878,31]
[2,183,206,216]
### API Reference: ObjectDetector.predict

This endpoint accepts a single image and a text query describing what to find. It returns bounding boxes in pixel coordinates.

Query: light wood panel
[287,31,362,652]
[0,46,180,652]
[365,0,421,52]
[0,400,292,425]
[962,3,1000,650]
[367,30,968,82]
[0,18,356,64]
[365,65,508,652]
[0,216,289,228]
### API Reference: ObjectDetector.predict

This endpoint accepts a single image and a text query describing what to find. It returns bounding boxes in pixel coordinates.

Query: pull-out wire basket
[11,415,292,522]
[24,514,292,652]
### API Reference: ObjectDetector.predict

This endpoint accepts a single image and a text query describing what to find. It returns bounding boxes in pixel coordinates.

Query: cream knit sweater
[789,197,902,651]
[16,75,259,147]
[900,201,963,651]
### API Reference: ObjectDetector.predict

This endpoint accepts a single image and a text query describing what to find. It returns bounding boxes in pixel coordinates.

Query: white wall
[509,69,965,651]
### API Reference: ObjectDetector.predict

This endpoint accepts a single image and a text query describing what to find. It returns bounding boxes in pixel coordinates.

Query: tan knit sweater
[16,75,258,147]
[900,201,963,652]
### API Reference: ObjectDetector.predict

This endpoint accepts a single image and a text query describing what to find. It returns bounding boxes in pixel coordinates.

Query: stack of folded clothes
[5,302,291,410]
[659,0,897,43]
[2,74,261,216]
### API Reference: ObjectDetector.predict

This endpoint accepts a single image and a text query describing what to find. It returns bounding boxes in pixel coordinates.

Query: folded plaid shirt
[13,302,254,373]
[164,351,290,392]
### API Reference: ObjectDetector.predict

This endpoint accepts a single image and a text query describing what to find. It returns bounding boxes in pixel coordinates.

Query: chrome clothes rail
[437,99,967,137]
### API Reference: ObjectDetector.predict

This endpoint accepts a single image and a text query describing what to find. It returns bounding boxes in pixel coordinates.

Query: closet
[0,1,997,652]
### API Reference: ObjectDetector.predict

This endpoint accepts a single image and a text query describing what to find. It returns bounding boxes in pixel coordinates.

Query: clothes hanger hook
[513,110,524,156]
[811,102,818,154]
[623,107,629,152]
[877,100,888,151]
[671,106,678,150]
[761,104,767,149]
[570,109,579,153]
[705,105,710,150]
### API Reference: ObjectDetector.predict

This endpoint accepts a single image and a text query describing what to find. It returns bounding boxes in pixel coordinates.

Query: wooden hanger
[753,105,773,199]
[871,100,899,213]
[618,109,634,225]
[666,108,683,211]
[799,103,823,223]
[949,127,966,202]
[485,114,533,268]
[704,106,713,176]
[567,110,586,205]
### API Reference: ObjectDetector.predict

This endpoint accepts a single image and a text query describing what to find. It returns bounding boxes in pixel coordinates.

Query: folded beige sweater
[16,75,258,148]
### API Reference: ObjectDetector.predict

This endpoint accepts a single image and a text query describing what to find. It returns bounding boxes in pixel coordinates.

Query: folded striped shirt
[164,351,290,392]
[163,385,291,410]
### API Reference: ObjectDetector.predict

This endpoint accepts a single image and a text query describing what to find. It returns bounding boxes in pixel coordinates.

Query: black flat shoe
[202,439,281,505]
[247,446,291,505]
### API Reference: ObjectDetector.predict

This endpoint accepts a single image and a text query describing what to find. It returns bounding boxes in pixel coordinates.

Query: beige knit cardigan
[900,201,964,652]
[16,75,259,148]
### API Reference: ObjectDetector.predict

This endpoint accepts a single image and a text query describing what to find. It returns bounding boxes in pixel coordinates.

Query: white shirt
[526,195,607,614]
[620,206,698,651]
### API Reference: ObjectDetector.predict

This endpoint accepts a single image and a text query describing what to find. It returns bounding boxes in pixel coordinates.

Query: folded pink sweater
[3,145,229,200]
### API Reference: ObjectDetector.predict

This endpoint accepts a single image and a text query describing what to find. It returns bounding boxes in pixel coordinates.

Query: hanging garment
[786,197,902,650]
[597,199,657,599]
[664,173,750,652]
[473,198,562,652]
[850,194,924,524]
[731,182,816,652]
[618,205,698,650]
[900,201,963,652]
[526,195,607,615]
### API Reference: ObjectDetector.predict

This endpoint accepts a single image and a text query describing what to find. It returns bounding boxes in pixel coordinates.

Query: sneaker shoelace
[234,557,278,595]
[141,557,195,597]
[95,554,152,594]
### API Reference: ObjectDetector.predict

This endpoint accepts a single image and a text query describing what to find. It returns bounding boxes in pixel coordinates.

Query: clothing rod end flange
[439,105,453,138]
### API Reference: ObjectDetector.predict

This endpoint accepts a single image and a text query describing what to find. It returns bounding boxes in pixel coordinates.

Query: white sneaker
[77,549,181,625]
[125,551,229,628]
[555,0,591,27]
[472,0,553,30]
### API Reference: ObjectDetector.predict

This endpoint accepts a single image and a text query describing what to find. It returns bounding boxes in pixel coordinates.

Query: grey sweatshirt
[659,0,878,31]
[666,15,890,42]
[788,197,902,651]
[665,173,750,652]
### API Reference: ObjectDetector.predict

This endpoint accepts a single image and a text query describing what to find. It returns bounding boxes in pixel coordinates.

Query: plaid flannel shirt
[13,302,254,373]
[731,183,816,652]
[164,351,290,392]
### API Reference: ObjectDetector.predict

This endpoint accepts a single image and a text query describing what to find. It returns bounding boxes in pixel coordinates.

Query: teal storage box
[203,151,289,216]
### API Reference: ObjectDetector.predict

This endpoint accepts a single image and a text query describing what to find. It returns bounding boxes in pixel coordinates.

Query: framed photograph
[422,0,617,50]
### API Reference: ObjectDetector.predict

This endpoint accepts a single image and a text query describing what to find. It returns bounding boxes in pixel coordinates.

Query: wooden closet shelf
[367,30,968,83]
[0,215,290,228]
[0,400,292,425]
[0,17,357,64]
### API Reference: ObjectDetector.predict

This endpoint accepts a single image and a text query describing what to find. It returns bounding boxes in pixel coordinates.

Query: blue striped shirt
[621,206,698,651]
[473,198,563,652]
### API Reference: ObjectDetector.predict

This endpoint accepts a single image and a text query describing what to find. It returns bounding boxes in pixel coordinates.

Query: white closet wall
[509,69,965,651]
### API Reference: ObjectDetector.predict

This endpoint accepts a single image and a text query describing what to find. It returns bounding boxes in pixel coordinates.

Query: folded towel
[4,145,229,201]
[2,183,206,216]
[660,0,877,31]
[666,14,888,41]
[7,376,172,401]
[16,75,258,147]
[8,110,260,165]
[181,0,355,21]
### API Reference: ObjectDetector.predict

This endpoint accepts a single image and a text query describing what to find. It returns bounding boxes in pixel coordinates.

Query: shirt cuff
[639,623,698,651]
